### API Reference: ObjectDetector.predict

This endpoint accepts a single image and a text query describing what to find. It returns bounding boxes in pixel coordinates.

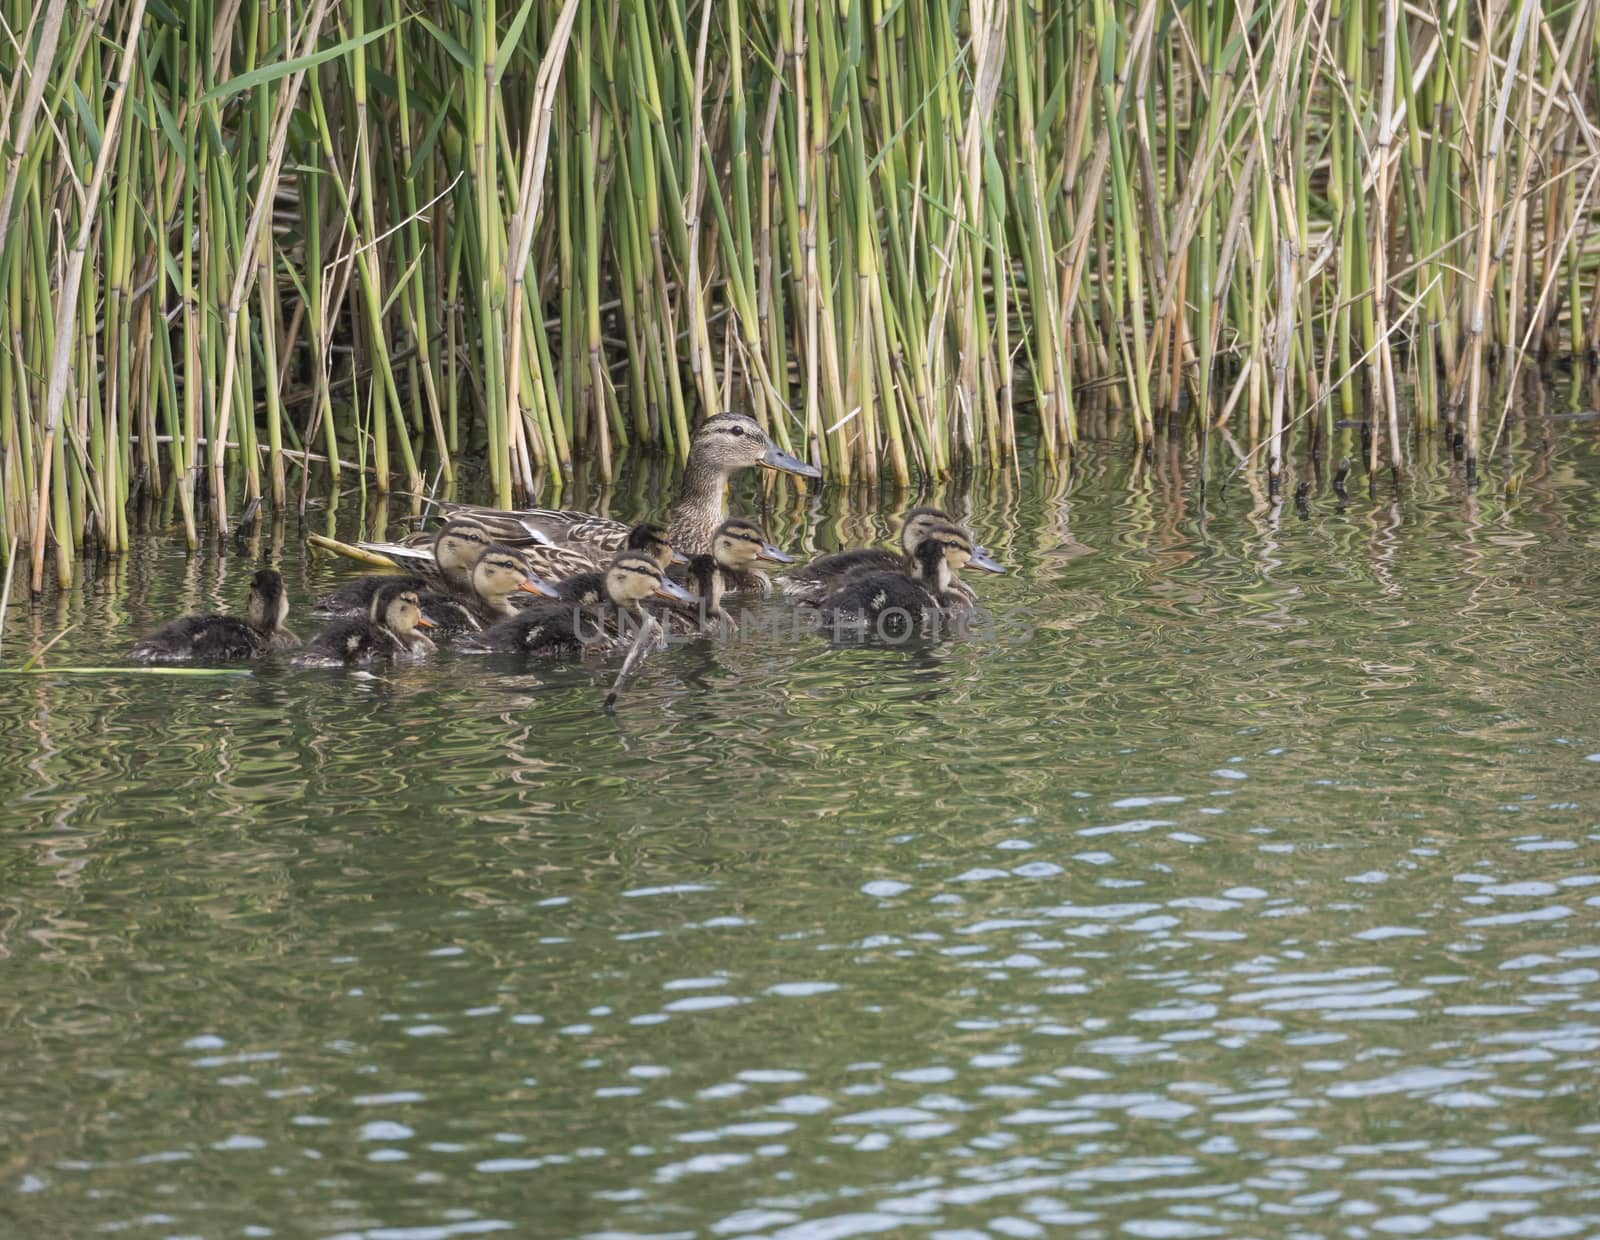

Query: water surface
[3,420,1599,1238]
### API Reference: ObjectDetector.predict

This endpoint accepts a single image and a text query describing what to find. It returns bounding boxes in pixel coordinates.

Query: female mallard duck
[128,569,299,662]
[515,522,684,585]
[660,518,793,635]
[463,552,694,655]
[293,581,436,667]
[314,517,493,616]
[437,413,819,560]
[817,524,997,634]
[414,544,556,636]
[780,506,1002,604]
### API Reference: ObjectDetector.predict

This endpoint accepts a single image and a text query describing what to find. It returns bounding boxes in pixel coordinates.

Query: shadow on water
[1,402,1599,1236]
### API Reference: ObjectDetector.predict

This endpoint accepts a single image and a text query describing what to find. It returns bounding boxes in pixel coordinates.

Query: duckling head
[372,582,434,637]
[432,517,494,586]
[898,506,953,554]
[625,523,687,569]
[245,569,290,632]
[692,414,820,479]
[604,553,696,610]
[909,523,987,595]
[710,518,794,571]
[472,544,559,603]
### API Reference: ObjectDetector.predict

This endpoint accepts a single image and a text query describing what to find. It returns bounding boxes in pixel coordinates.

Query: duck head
[711,518,794,571]
[692,414,820,480]
[897,506,954,555]
[910,523,991,595]
[245,569,291,632]
[473,543,559,604]
[625,522,687,568]
[371,582,434,637]
[900,508,1003,575]
[603,552,697,611]
[432,517,494,588]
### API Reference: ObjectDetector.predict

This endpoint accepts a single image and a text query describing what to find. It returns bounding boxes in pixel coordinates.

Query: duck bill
[519,575,560,599]
[416,613,437,629]
[652,578,697,604]
[762,442,822,480]
[967,547,1007,574]
[757,543,795,564]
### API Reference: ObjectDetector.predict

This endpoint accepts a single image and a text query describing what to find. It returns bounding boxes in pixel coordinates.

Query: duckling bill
[127,569,299,662]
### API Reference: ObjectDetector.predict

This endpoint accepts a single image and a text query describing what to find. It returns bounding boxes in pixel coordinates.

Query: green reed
[2,0,1598,591]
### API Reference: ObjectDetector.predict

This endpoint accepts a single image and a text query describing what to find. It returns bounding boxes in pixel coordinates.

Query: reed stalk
[2,0,1598,580]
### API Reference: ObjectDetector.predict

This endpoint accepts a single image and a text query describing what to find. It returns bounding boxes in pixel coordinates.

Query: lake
[3,415,1598,1238]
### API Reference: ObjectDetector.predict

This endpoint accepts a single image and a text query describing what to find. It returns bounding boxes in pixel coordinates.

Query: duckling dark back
[461,603,593,655]
[555,570,607,607]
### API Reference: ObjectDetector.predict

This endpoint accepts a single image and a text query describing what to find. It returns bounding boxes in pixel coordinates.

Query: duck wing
[434,502,630,553]
[522,542,606,581]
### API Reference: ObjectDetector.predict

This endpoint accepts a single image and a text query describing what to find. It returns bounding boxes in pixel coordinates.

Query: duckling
[292,582,436,667]
[128,569,299,662]
[414,544,557,636]
[463,552,695,655]
[781,506,1002,604]
[436,414,820,559]
[660,518,793,635]
[314,517,492,616]
[817,524,995,634]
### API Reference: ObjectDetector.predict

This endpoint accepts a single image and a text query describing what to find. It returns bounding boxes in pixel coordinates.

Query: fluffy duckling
[415,544,556,636]
[128,569,299,662]
[314,517,492,616]
[293,582,436,667]
[661,518,793,635]
[463,552,694,655]
[781,506,1000,604]
[817,524,998,634]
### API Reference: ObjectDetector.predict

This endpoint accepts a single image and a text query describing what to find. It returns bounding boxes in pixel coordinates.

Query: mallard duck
[293,581,436,667]
[817,524,997,634]
[780,506,1003,604]
[437,413,819,560]
[661,518,793,635]
[314,517,493,616]
[415,544,557,636]
[128,569,299,662]
[515,522,684,585]
[463,552,695,655]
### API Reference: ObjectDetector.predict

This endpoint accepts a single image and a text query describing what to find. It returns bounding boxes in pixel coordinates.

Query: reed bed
[2,0,1598,592]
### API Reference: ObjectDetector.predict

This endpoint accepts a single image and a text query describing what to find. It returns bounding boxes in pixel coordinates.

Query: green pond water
[2,418,1599,1239]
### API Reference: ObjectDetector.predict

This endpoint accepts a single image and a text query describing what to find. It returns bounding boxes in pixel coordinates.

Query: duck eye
[727,425,744,437]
